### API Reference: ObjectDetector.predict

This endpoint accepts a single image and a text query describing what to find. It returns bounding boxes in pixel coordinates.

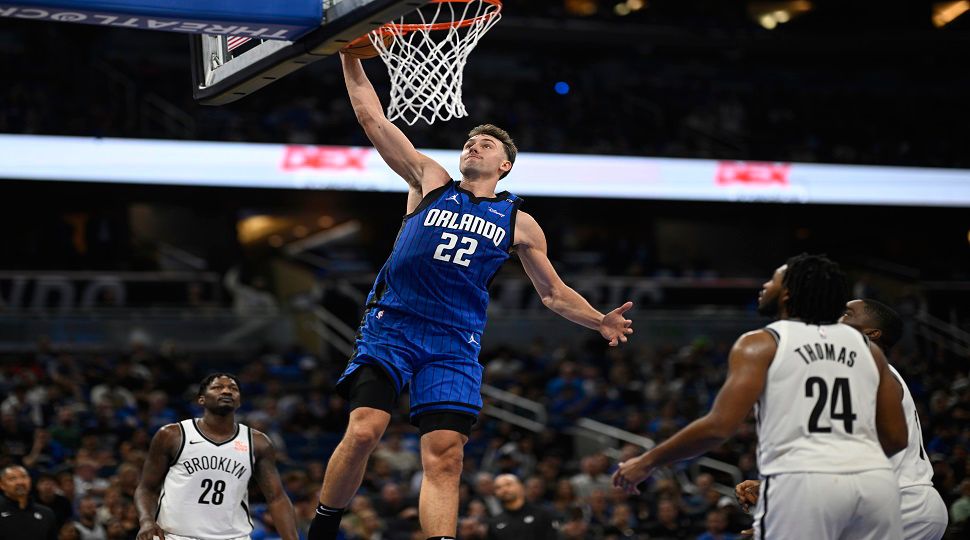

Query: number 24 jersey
[755,320,892,476]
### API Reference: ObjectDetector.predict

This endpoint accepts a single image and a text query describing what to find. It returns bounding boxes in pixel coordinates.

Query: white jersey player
[613,255,909,540]
[840,299,948,539]
[737,298,949,540]
[751,319,901,539]
[155,419,254,538]
[135,373,298,540]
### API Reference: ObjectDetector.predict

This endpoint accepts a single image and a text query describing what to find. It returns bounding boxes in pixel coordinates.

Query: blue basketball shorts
[336,307,484,424]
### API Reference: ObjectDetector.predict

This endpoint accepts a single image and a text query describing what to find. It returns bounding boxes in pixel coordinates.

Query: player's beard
[758,293,780,318]
[211,402,236,416]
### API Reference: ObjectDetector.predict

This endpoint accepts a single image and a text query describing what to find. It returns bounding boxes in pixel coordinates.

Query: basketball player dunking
[612,254,909,540]
[306,55,634,540]
[736,298,948,540]
[135,374,298,540]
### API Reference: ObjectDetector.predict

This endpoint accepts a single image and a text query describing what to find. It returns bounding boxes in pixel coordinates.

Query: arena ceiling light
[748,0,813,30]
[932,1,970,27]
[614,0,645,16]
[564,0,599,16]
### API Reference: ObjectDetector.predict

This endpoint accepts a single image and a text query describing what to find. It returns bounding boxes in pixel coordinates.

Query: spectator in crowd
[57,524,80,540]
[342,506,396,540]
[486,474,557,540]
[373,482,418,533]
[22,429,67,471]
[951,479,970,528]
[90,377,137,410]
[684,473,715,516]
[0,411,34,463]
[373,431,420,478]
[72,495,106,540]
[458,516,487,540]
[643,498,691,539]
[602,502,637,539]
[523,475,547,509]
[570,453,612,499]
[34,473,72,531]
[559,506,590,540]
[473,472,502,516]
[0,464,58,540]
[549,478,577,523]
[72,460,109,500]
[103,520,128,540]
[697,509,738,540]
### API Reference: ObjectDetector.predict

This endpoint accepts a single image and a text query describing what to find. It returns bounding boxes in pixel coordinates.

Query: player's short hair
[197,372,241,397]
[468,124,517,179]
[783,253,849,325]
[0,464,26,479]
[861,299,903,350]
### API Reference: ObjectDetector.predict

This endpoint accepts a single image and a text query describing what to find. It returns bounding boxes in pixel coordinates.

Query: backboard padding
[191,0,425,105]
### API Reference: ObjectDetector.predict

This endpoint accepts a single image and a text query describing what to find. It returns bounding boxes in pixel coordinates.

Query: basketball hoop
[358,0,502,125]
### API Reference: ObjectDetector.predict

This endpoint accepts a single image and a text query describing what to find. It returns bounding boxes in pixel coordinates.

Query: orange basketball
[341,33,394,60]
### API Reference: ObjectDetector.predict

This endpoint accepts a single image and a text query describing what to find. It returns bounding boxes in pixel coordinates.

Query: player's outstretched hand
[136,521,166,540]
[735,479,761,513]
[600,301,634,347]
[611,454,653,495]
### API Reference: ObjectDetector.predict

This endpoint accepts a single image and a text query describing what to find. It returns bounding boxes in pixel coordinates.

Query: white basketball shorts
[900,484,948,540]
[752,469,902,540]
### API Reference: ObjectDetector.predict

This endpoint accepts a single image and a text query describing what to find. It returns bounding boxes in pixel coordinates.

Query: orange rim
[380,0,501,34]
[345,0,501,48]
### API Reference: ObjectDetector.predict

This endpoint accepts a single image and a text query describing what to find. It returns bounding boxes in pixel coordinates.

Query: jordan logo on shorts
[468,333,479,345]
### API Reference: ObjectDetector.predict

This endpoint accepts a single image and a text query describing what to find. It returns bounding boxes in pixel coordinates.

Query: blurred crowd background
[1,1,969,169]
[3,327,968,539]
[1,0,969,539]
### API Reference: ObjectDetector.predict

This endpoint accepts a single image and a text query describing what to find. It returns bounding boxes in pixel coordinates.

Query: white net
[367,0,502,125]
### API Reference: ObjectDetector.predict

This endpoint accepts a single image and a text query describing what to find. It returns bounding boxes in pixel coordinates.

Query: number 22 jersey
[156,419,254,540]
[755,320,892,476]
[365,180,522,332]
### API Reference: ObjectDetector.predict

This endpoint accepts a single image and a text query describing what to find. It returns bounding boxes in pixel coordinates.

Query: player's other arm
[135,424,180,540]
[252,430,299,540]
[872,342,908,457]
[515,211,633,346]
[612,330,773,494]
[340,54,449,195]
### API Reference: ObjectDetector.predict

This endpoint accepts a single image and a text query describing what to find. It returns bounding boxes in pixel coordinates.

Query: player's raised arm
[612,330,773,494]
[871,341,908,457]
[135,424,179,540]
[252,430,299,540]
[514,211,633,346]
[340,54,449,194]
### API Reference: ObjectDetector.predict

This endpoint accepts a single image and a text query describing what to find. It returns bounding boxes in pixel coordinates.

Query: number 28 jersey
[156,419,254,540]
[755,320,892,476]
[366,180,522,332]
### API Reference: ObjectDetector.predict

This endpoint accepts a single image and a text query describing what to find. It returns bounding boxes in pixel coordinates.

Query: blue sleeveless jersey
[366,180,522,332]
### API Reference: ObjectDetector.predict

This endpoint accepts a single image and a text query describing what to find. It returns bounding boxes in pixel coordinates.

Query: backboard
[190,0,425,105]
